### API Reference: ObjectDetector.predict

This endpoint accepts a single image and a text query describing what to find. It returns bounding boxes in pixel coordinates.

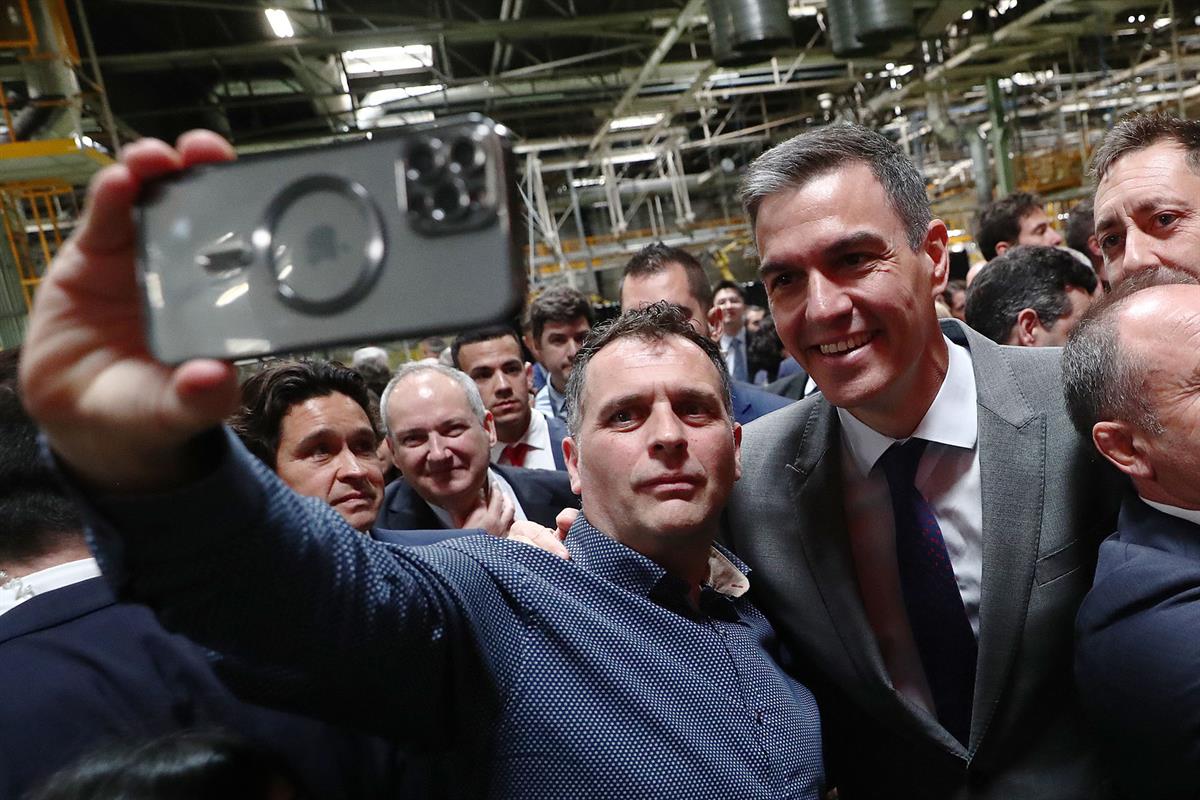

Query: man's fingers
[176,129,238,166]
[555,507,578,541]
[498,495,515,535]
[507,523,570,560]
[165,360,242,433]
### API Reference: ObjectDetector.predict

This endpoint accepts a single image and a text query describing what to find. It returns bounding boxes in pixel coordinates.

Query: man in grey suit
[724,123,1120,798]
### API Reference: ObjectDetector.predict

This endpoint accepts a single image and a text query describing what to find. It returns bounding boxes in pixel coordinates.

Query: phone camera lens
[429,178,470,221]
[448,137,484,175]
[406,137,445,183]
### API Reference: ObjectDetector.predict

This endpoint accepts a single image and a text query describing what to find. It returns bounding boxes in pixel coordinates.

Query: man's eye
[1156,213,1178,228]
[767,273,792,291]
[842,253,869,267]
[1100,234,1122,252]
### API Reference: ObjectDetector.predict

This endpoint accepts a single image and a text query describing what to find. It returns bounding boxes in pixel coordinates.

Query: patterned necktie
[878,438,977,746]
[731,336,748,382]
[500,442,531,468]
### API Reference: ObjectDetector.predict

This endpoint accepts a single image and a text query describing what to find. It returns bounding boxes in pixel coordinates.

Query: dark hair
[29,729,307,800]
[0,347,83,560]
[942,278,967,305]
[451,325,523,369]
[564,301,731,437]
[965,245,1098,344]
[1091,112,1200,182]
[620,243,715,312]
[975,192,1044,261]
[1065,198,1095,257]
[747,315,784,383]
[739,122,931,252]
[712,279,745,301]
[526,285,594,343]
[229,361,377,469]
[1062,266,1200,436]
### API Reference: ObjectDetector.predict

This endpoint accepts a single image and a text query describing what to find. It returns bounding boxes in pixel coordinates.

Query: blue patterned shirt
[76,431,823,799]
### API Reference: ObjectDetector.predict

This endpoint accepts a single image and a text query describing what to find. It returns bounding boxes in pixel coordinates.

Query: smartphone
[135,114,524,363]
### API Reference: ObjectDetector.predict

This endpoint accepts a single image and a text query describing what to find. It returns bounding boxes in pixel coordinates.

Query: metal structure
[0,0,1197,338]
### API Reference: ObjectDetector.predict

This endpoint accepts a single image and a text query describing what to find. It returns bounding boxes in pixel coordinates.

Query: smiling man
[724,122,1120,798]
[375,362,576,536]
[975,191,1064,263]
[1090,113,1200,286]
[230,361,385,533]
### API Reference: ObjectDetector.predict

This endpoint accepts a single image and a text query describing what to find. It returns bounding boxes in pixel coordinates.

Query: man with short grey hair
[1063,267,1200,798]
[375,362,576,536]
[1091,112,1200,285]
[725,122,1120,798]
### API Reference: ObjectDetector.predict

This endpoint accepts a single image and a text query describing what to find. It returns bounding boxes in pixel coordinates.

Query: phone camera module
[405,126,497,237]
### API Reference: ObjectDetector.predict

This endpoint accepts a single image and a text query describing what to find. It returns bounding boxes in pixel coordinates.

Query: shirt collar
[838,335,978,477]
[0,557,101,616]
[1141,497,1200,528]
[564,514,751,602]
[490,408,548,460]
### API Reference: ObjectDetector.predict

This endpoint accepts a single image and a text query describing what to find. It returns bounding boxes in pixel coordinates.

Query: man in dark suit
[1064,270,1200,798]
[618,243,791,425]
[376,361,577,536]
[0,350,397,799]
[452,326,569,471]
[724,123,1120,798]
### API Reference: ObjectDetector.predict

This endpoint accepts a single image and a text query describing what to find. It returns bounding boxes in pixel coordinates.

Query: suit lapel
[787,407,902,714]
[955,325,1045,749]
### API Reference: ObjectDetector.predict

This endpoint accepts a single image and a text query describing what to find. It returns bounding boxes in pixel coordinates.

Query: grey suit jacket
[724,320,1121,799]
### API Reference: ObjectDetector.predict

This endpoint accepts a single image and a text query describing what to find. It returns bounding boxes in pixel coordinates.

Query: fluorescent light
[571,176,605,188]
[609,113,664,131]
[264,9,294,39]
[605,150,658,165]
[342,45,433,75]
[361,84,444,106]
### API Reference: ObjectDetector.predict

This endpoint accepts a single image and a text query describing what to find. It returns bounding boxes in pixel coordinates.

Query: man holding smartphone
[18,132,824,799]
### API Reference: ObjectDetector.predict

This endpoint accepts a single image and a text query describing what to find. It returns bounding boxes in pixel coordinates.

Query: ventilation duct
[824,0,868,58]
[705,0,792,65]
[850,0,915,41]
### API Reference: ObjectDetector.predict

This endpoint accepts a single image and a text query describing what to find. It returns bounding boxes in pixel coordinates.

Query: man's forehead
[621,266,700,312]
[459,335,521,365]
[585,335,721,396]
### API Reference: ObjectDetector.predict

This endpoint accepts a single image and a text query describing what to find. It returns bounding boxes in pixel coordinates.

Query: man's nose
[806,271,852,322]
[564,339,580,362]
[1121,226,1163,278]
[334,447,370,479]
[648,408,687,453]
[1047,228,1064,247]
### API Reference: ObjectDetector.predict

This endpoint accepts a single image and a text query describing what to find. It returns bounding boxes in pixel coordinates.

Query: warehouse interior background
[0,0,1197,351]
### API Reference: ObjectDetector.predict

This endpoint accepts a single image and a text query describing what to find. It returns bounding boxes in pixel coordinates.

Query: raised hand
[20,131,241,492]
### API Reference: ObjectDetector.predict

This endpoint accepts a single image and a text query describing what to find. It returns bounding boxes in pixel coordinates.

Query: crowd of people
[3,110,1200,798]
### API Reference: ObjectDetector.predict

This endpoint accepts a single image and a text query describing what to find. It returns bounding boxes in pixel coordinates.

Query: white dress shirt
[720,329,748,381]
[490,409,559,471]
[0,557,102,616]
[1143,498,1200,527]
[837,336,983,714]
[429,467,529,528]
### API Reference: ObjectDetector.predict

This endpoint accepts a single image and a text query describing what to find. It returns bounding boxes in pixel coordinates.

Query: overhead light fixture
[609,113,665,131]
[264,8,295,39]
[571,176,605,188]
[361,84,445,105]
[342,45,434,75]
[605,149,659,165]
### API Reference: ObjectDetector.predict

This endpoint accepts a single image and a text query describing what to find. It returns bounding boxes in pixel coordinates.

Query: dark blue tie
[878,438,977,746]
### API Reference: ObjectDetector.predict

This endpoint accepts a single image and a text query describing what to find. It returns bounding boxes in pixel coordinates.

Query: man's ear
[994,240,1011,257]
[1013,308,1043,347]
[1093,420,1155,481]
[731,422,742,482]
[924,219,951,296]
[563,436,582,495]
[524,332,542,362]
[483,411,498,447]
[525,362,534,396]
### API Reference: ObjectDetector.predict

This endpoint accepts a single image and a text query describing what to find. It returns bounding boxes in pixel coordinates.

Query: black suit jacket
[0,576,398,799]
[375,464,578,534]
[545,414,569,470]
[1076,496,1200,798]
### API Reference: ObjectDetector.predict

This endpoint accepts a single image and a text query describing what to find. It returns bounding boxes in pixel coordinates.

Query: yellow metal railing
[0,179,76,310]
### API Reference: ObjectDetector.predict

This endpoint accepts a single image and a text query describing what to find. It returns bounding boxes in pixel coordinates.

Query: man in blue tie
[713,279,750,382]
